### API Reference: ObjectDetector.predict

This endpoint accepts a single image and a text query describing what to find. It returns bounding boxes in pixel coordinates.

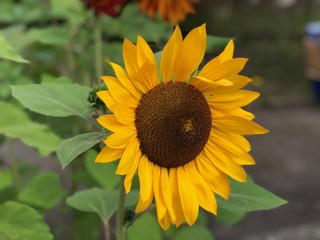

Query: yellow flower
[139,0,195,25]
[96,24,268,230]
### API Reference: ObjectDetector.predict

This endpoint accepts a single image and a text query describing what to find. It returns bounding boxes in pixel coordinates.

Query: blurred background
[184,0,320,239]
[1,0,320,239]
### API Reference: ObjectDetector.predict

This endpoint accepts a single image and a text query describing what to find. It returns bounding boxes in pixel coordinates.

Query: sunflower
[96,24,268,230]
[139,0,195,25]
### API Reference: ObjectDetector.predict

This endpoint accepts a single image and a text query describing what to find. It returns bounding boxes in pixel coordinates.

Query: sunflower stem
[94,17,103,84]
[116,176,126,240]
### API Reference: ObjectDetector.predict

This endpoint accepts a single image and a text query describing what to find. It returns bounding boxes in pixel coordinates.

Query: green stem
[94,17,103,83]
[103,221,111,240]
[116,176,126,240]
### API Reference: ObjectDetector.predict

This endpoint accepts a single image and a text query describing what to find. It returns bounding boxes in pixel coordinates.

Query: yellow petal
[204,141,247,182]
[188,76,233,96]
[113,102,136,125]
[160,26,183,83]
[138,155,154,201]
[124,149,141,193]
[218,39,234,62]
[153,165,166,221]
[207,90,259,109]
[137,36,156,67]
[96,90,116,112]
[211,108,255,121]
[195,152,230,200]
[95,145,124,163]
[199,58,248,81]
[169,168,185,227]
[210,130,250,155]
[213,74,253,93]
[212,116,268,135]
[185,162,217,215]
[101,76,139,107]
[174,24,206,82]
[231,151,256,166]
[135,194,153,213]
[105,126,136,149]
[211,129,251,152]
[116,139,140,175]
[109,62,141,99]
[177,166,199,226]
[122,38,139,79]
[96,114,125,132]
[135,61,158,91]
[160,168,175,223]
[159,211,171,231]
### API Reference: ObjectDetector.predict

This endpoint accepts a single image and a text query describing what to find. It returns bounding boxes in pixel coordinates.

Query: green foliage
[66,188,138,221]
[0,101,61,156]
[127,212,162,240]
[217,180,286,214]
[85,150,120,190]
[57,132,109,169]
[0,170,12,192]
[0,32,29,63]
[18,173,66,209]
[11,83,91,119]
[100,3,172,43]
[28,26,70,46]
[0,201,53,240]
[172,225,214,240]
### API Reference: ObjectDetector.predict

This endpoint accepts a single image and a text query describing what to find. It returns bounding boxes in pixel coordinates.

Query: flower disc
[135,82,212,168]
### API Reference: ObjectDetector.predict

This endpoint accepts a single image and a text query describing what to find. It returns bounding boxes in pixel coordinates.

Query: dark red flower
[86,0,126,16]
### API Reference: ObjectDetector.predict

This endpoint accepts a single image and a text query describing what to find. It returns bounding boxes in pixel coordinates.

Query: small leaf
[11,82,91,119]
[85,150,120,190]
[28,26,69,46]
[0,201,53,240]
[206,35,232,53]
[57,132,109,169]
[66,188,138,221]
[217,178,287,213]
[18,173,66,209]
[0,170,12,191]
[0,32,29,63]
[0,101,61,156]
[127,212,162,240]
[172,225,214,240]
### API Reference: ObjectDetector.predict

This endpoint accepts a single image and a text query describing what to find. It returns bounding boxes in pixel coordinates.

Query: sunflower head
[96,24,268,230]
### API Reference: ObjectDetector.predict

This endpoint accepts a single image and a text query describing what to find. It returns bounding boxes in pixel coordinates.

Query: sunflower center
[135,82,212,168]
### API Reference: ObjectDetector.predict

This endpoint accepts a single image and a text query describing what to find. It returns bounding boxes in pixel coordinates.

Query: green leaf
[0,32,29,63]
[85,150,120,190]
[1,25,33,51]
[57,132,109,169]
[18,173,66,209]
[215,208,246,225]
[28,26,69,46]
[11,82,91,119]
[0,101,61,156]
[217,178,287,213]
[172,225,214,240]
[0,170,12,192]
[66,188,138,221]
[206,35,231,53]
[0,201,53,240]
[127,212,162,240]
[50,0,85,25]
